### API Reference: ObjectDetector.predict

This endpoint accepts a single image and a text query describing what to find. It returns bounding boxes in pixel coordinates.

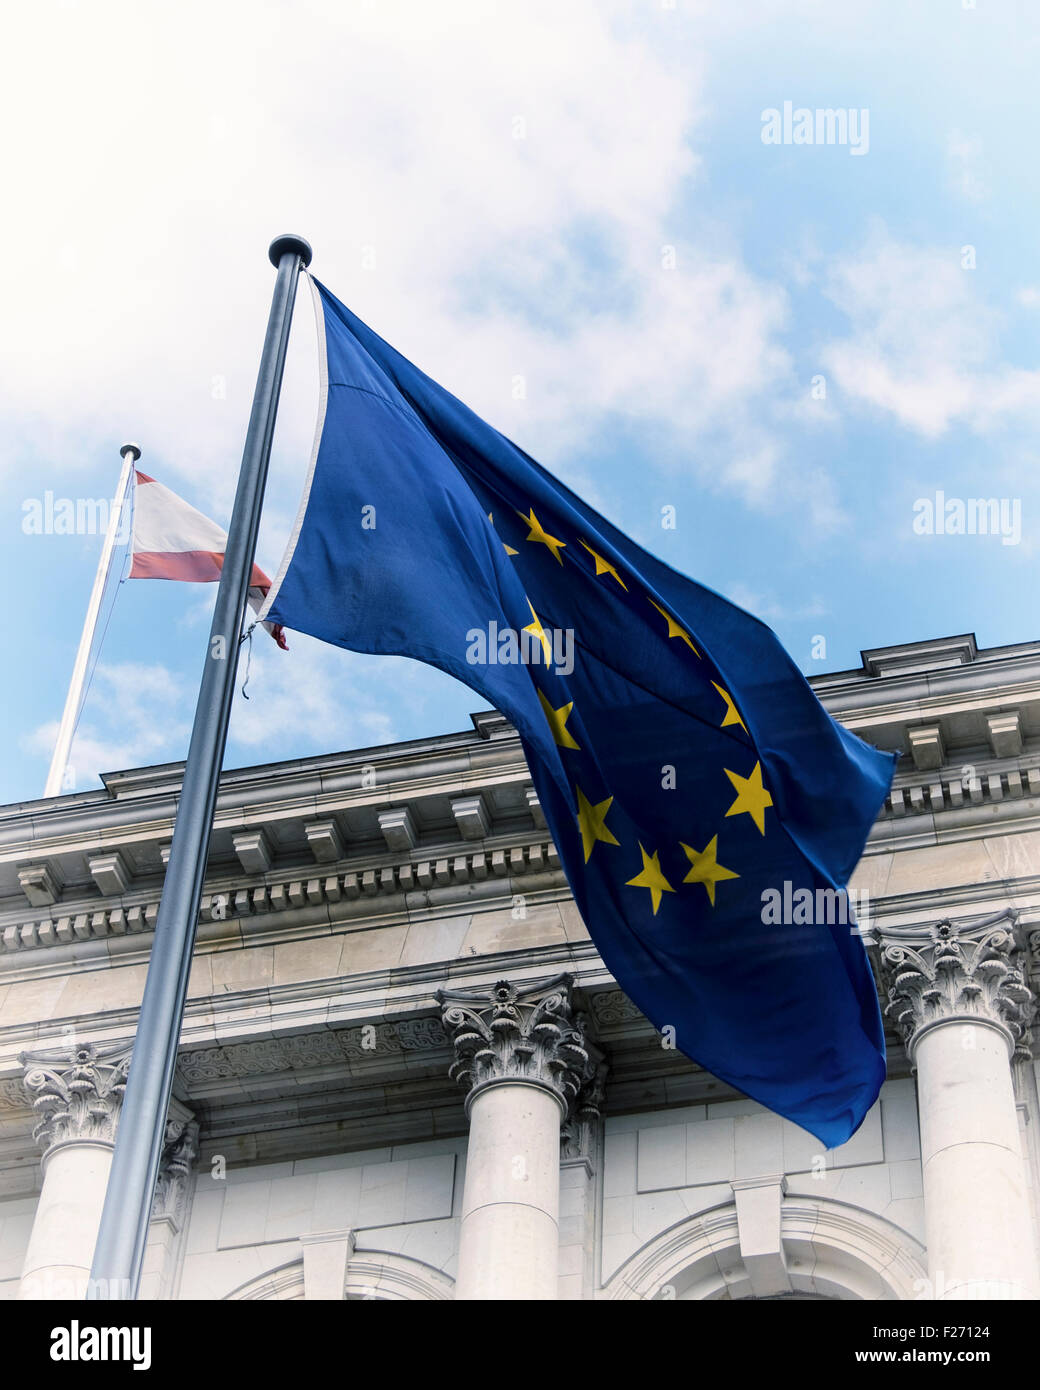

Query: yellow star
[680,835,739,906]
[523,599,552,663]
[625,843,675,915]
[538,689,581,750]
[711,681,747,734]
[647,596,699,656]
[575,785,619,862]
[723,761,773,835]
[579,539,627,589]
[487,512,518,556]
[517,507,566,564]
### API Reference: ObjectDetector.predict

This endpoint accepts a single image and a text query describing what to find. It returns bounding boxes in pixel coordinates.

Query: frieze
[0,1078,29,1113]
[177,1016,451,1085]
[396,1017,449,1050]
[589,989,646,1028]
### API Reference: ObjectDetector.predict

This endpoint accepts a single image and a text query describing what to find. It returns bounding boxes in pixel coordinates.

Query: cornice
[828,677,1040,730]
[0,766,536,871]
[8,717,518,817]
[3,634,1040,966]
[3,777,1039,970]
[0,832,567,970]
[864,758,1040,847]
[810,635,1040,698]
[8,789,1040,960]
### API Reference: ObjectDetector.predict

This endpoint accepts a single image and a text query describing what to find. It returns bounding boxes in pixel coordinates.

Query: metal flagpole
[87,234,312,1299]
[43,444,139,798]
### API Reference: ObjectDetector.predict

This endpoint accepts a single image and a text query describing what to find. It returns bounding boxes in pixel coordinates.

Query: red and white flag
[129,471,287,648]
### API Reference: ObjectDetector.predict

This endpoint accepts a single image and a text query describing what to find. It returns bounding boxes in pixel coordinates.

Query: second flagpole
[43,443,138,799]
[87,234,312,1298]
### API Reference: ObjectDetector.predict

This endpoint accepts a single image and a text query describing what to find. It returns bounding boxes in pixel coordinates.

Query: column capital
[437,973,595,1117]
[152,1106,199,1229]
[19,1041,132,1161]
[562,1057,609,1165]
[873,911,1034,1059]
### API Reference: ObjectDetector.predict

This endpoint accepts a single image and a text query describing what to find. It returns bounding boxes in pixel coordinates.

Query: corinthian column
[18,1041,131,1300]
[438,975,594,1300]
[877,912,1038,1300]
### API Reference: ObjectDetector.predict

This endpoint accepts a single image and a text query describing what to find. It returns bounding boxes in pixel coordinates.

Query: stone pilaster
[437,974,595,1300]
[151,1110,200,1228]
[560,1056,608,1300]
[139,1105,199,1301]
[18,1041,132,1300]
[874,912,1038,1300]
[561,1057,607,1161]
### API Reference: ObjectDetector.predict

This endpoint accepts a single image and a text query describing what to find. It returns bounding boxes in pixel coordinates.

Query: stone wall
[180,1139,465,1299]
[601,1080,924,1297]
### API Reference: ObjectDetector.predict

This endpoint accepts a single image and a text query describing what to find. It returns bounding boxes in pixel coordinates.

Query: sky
[3,0,1038,804]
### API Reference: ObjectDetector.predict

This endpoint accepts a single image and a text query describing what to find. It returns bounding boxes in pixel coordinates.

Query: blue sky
[3,0,1037,804]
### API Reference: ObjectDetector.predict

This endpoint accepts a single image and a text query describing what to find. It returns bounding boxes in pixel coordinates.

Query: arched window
[224,1250,455,1301]
[603,1196,927,1301]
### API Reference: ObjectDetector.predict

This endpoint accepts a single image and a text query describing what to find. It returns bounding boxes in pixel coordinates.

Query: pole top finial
[120,443,142,462]
[268,234,312,269]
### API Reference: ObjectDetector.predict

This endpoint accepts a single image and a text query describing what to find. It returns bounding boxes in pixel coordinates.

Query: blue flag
[262,276,898,1146]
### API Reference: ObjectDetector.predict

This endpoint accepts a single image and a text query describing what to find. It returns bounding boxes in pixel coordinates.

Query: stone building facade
[1,631,1038,1301]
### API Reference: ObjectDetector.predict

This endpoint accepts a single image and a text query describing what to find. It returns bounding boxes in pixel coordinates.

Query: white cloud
[0,0,790,540]
[23,663,191,788]
[820,231,1040,437]
[947,130,987,204]
[227,633,398,755]
[22,637,465,788]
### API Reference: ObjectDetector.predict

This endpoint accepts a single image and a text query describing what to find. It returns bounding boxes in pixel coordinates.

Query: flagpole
[87,234,312,1299]
[43,444,139,798]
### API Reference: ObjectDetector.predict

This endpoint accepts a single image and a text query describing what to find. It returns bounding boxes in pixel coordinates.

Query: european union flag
[261,276,898,1146]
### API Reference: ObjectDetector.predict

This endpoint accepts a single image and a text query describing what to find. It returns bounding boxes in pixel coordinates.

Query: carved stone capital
[874,911,1034,1059]
[437,974,595,1117]
[20,1041,132,1159]
[152,1106,199,1229]
[562,1056,609,1163]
